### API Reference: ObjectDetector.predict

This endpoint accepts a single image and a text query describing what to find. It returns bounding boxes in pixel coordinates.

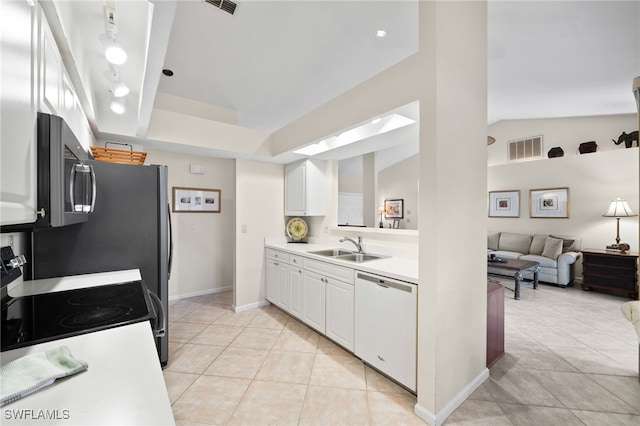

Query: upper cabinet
[284,159,326,216]
[39,11,93,150]
[0,0,39,226]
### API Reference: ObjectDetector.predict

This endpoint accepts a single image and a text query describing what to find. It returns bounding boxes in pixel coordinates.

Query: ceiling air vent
[508,135,543,163]
[206,0,237,15]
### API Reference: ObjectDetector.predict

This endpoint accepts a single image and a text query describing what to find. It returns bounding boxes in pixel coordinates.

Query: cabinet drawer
[583,264,637,279]
[583,254,637,269]
[266,248,290,263]
[304,258,354,284]
[290,255,304,267]
[583,274,636,290]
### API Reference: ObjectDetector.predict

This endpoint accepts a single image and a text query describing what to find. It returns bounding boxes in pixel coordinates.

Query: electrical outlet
[241,224,248,233]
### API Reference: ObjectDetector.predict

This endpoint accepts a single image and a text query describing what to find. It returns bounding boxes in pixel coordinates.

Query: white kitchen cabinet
[0,0,39,226]
[288,256,304,320]
[40,13,61,115]
[302,270,326,333]
[284,159,326,216]
[325,278,354,351]
[265,248,290,308]
[39,10,93,150]
[303,257,354,347]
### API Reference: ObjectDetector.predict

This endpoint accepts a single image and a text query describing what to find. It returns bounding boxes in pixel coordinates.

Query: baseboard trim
[169,286,232,301]
[234,300,270,312]
[414,367,490,426]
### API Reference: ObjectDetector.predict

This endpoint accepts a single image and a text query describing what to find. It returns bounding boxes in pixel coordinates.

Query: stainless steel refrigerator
[31,160,172,366]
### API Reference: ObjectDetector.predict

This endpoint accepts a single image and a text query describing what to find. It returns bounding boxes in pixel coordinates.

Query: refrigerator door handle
[148,289,166,338]
[167,203,173,280]
[89,164,97,212]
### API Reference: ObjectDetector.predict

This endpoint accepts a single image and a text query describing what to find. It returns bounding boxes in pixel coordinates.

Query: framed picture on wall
[530,187,569,218]
[488,190,520,217]
[384,199,404,219]
[172,187,221,213]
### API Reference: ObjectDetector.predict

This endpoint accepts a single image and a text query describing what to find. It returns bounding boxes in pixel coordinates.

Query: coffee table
[487,258,540,300]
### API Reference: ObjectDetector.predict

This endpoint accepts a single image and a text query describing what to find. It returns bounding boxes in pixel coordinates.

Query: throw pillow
[488,232,500,251]
[550,235,575,252]
[542,237,563,259]
[529,235,547,255]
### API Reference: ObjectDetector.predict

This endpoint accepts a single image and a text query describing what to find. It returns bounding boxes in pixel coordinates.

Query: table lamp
[378,206,385,228]
[603,196,637,250]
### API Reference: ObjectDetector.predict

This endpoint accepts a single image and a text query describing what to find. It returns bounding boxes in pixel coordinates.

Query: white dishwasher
[354,271,417,392]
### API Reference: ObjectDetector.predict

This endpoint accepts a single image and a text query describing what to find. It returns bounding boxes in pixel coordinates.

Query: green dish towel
[0,346,88,407]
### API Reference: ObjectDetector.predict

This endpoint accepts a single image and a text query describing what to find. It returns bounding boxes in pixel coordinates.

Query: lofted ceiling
[53,1,639,163]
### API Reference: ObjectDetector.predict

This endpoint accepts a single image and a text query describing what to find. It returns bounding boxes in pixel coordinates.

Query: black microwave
[34,113,96,227]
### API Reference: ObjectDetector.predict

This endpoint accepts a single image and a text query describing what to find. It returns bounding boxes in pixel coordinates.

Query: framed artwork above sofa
[489,190,520,218]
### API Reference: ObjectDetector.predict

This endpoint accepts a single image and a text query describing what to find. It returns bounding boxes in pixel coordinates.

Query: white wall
[488,148,639,278]
[488,114,637,166]
[234,160,284,310]
[378,154,419,229]
[144,148,235,298]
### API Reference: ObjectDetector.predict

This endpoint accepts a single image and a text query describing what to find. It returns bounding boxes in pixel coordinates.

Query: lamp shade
[603,197,637,218]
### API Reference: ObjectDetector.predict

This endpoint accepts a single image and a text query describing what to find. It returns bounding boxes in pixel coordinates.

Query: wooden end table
[487,258,540,300]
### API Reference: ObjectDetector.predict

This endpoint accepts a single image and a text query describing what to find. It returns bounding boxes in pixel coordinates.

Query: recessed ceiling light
[110,100,125,114]
[375,30,387,38]
[105,45,127,65]
[162,69,174,77]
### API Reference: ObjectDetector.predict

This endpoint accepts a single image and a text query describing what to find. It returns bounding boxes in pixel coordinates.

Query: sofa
[488,232,582,287]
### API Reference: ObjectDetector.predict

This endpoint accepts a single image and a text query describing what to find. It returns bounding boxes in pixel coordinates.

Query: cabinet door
[302,270,325,333]
[276,261,290,310]
[288,265,304,320]
[325,278,354,351]
[285,162,306,215]
[40,16,61,115]
[0,0,38,226]
[266,260,278,303]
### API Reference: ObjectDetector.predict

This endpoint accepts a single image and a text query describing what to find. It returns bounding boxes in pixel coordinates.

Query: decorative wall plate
[286,217,308,241]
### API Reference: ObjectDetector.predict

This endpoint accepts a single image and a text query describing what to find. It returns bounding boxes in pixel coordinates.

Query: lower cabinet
[302,270,326,333]
[325,278,354,351]
[288,264,304,320]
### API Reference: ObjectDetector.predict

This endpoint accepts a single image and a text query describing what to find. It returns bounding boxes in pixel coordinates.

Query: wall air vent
[508,135,543,163]
[206,0,237,15]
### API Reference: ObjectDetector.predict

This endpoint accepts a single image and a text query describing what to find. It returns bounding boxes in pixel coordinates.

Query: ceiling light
[110,100,125,114]
[105,45,127,65]
[375,30,387,38]
[112,82,129,97]
[294,113,415,156]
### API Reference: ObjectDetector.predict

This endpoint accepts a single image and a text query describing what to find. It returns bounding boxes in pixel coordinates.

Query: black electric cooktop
[1,280,155,352]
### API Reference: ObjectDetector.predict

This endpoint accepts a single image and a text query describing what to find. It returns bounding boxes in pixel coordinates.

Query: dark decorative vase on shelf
[547,147,564,158]
[578,141,598,154]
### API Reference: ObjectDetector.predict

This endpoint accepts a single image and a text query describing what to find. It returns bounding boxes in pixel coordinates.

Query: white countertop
[1,322,174,425]
[8,269,142,297]
[265,239,418,284]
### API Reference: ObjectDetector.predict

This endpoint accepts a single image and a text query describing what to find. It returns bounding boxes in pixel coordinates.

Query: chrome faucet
[340,236,363,253]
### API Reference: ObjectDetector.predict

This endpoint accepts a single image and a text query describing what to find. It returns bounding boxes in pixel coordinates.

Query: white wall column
[415,2,488,424]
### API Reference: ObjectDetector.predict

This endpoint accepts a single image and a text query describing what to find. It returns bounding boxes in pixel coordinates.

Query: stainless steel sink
[337,253,386,263]
[308,249,354,257]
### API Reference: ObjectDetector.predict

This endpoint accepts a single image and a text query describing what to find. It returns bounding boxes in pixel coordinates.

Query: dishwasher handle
[356,273,415,293]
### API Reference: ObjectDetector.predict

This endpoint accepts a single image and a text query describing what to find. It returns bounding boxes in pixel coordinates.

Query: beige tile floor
[164,282,640,425]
